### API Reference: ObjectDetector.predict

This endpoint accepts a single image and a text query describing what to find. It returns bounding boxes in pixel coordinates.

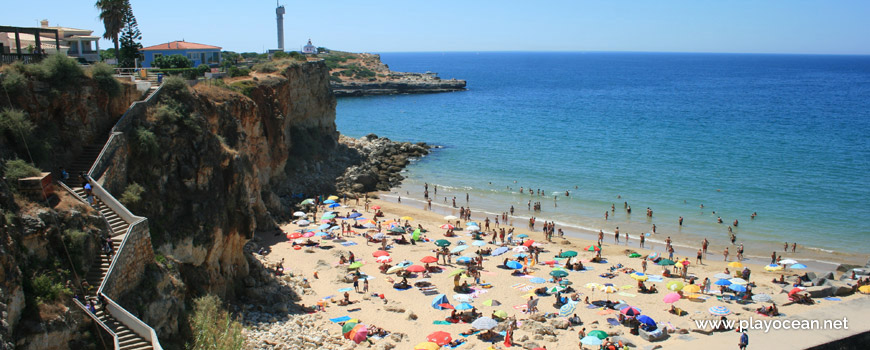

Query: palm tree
[95,0,129,58]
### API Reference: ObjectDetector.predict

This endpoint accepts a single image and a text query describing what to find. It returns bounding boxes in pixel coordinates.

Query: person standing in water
[614,227,620,243]
[639,234,646,248]
[679,216,683,226]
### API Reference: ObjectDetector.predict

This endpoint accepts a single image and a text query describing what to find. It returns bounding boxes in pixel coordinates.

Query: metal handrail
[102,292,163,350]
[72,298,120,349]
[88,85,163,178]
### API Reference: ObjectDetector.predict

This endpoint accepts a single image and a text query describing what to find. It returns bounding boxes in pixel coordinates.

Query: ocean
[335,52,870,267]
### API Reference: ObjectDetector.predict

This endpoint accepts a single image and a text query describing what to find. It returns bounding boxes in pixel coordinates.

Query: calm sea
[335,52,870,266]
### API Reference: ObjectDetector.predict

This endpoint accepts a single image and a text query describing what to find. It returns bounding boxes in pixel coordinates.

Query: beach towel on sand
[433,320,452,325]
[340,241,358,247]
[607,318,620,326]
[618,292,636,297]
[459,331,481,338]
[330,316,351,323]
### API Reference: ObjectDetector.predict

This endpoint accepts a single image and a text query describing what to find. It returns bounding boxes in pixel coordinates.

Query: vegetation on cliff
[187,295,244,350]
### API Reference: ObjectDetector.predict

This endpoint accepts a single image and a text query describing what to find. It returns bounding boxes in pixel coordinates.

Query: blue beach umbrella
[472,240,487,246]
[465,222,479,227]
[513,253,528,258]
[328,203,341,208]
[637,315,656,327]
[318,223,331,230]
[431,294,449,310]
[709,305,731,316]
[349,212,362,218]
[451,245,469,253]
[506,261,523,269]
[559,302,577,317]
[581,336,603,346]
[456,257,473,264]
[455,302,474,310]
[790,263,807,269]
[714,279,732,286]
[492,247,509,256]
[517,234,529,238]
[323,199,336,204]
[729,284,747,293]
[529,277,547,284]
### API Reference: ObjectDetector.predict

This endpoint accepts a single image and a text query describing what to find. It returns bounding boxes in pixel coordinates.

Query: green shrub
[31,274,70,304]
[229,80,257,97]
[155,254,166,265]
[272,51,289,59]
[0,108,34,139]
[90,62,121,97]
[132,127,159,157]
[188,295,244,350]
[3,159,40,189]
[120,182,145,205]
[196,64,211,76]
[153,54,192,69]
[42,54,84,90]
[329,75,342,83]
[227,66,250,78]
[63,229,89,275]
[154,102,183,124]
[1,70,27,93]
[161,76,190,98]
[253,62,277,73]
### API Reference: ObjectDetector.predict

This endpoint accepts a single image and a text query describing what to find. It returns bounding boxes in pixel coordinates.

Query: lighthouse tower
[276,2,285,51]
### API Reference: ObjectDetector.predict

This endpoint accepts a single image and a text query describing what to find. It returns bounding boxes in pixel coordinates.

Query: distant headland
[321,51,467,96]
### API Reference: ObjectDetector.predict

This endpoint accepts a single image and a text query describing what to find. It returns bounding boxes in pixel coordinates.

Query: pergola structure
[0,25,60,64]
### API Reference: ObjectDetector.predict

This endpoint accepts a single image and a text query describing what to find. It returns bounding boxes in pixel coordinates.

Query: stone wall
[101,219,155,299]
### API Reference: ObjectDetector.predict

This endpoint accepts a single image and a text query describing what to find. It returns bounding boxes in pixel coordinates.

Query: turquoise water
[335,52,870,265]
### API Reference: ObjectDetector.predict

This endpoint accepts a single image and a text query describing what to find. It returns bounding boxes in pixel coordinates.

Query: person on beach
[702,238,709,256]
[665,236,672,251]
[625,232,629,244]
[627,206,631,214]
[739,330,749,350]
[679,216,683,226]
[353,276,360,293]
[614,227,620,243]
[642,259,648,273]
[784,242,788,252]
[792,242,797,252]
[611,204,615,212]
[652,224,656,234]
[510,206,514,216]
[771,251,777,264]
[605,211,609,220]
[723,247,730,261]
[733,219,739,227]
[668,245,675,260]
[718,217,723,224]
[363,279,369,293]
[639,234,645,248]
[737,244,744,261]
[697,249,703,264]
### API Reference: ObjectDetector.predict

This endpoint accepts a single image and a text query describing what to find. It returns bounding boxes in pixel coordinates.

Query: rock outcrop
[336,134,431,193]
[324,52,466,96]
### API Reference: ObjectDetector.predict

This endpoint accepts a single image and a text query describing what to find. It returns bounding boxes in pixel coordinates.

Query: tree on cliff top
[95,0,130,58]
[118,3,142,68]
[188,295,244,350]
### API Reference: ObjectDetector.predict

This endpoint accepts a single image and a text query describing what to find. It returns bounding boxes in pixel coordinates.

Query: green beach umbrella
[348,262,363,270]
[629,253,642,258]
[301,198,315,205]
[550,270,569,278]
[588,330,608,340]
[412,230,421,241]
[448,269,467,277]
[666,281,685,291]
[657,259,676,266]
[493,310,508,319]
[483,299,501,306]
[342,321,358,334]
[560,251,578,258]
[435,239,452,247]
[322,213,336,220]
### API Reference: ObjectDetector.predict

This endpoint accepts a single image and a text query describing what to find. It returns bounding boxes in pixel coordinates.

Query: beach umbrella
[666,281,684,291]
[439,303,454,309]
[550,270,569,278]
[657,259,676,266]
[328,203,341,208]
[456,257,473,264]
[444,215,458,220]
[788,287,805,296]
[390,227,406,233]
[431,294,449,310]
[493,309,508,318]
[523,240,535,247]
[406,265,426,273]
[372,233,386,240]
[301,231,315,238]
[349,212,362,218]
[729,278,748,285]
[714,279,731,286]
[631,272,648,281]
[517,234,529,238]
[620,306,642,316]
[373,250,390,257]
[472,240,487,247]
[709,305,731,316]
[376,256,392,263]
[663,292,681,304]
[327,195,339,200]
[321,214,336,220]
[421,256,438,264]
[629,253,642,258]
[729,284,747,293]
[448,269,467,277]
[601,285,619,294]
[588,330,609,340]
[513,253,528,258]
[559,280,573,286]
[401,216,413,221]
[466,222,479,227]
[451,245,469,253]
[637,315,656,327]
[435,239,451,247]
[342,322,358,335]
[714,273,732,280]
[858,286,870,294]
[584,245,600,252]
[647,252,659,260]
[559,302,577,317]
[363,223,377,229]
[348,262,363,270]
[414,342,440,350]
[492,247,509,256]
[371,205,381,210]
[471,317,498,330]
[585,282,602,291]
[683,284,701,294]
[317,223,332,231]
[293,211,307,217]
[512,246,529,253]
[764,264,784,271]
[455,302,473,311]
[560,250,578,258]
[439,224,455,229]
[581,336,603,346]
[506,261,523,270]
[315,232,329,237]
[790,263,807,269]
[465,226,480,232]
[483,299,501,306]
[529,277,547,284]
[286,232,303,239]
[301,198,315,205]
[426,331,452,346]
[344,323,368,344]
[453,294,473,303]
[297,220,310,226]
[728,261,743,268]
[752,294,772,302]
[779,259,798,265]
[681,260,690,266]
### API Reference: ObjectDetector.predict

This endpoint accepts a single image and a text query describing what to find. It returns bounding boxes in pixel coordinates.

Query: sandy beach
[254,195,870,349]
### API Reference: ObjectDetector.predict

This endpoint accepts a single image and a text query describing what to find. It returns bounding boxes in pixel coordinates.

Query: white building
[302,39,316,54]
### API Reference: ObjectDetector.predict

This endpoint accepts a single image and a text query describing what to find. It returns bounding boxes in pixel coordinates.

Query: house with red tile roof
[140,40,221,68]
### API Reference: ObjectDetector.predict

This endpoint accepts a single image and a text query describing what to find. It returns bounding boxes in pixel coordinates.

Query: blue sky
[2,0,868,54]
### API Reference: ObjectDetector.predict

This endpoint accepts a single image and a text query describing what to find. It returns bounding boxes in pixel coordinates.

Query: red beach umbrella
[439,303,454,309]
[371,205,381,210]
[421,256,438,264]
[373,250,390,257]
[286,232,302,239]
[426,331,452,346]
[523,240,535,247]
[406,265,426,273]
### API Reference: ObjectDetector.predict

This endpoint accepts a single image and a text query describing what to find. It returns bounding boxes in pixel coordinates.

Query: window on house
[153,53,162,59]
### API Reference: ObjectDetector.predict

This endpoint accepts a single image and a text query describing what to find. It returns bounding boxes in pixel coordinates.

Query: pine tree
[118,4,142,68]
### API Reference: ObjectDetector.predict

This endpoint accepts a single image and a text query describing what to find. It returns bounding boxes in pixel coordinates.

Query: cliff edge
[323,52,466,96]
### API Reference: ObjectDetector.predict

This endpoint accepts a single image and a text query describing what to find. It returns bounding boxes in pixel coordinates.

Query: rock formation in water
[324,52,466,96]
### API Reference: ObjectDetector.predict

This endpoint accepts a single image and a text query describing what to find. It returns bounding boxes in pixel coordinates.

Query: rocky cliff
[324,52,466,96]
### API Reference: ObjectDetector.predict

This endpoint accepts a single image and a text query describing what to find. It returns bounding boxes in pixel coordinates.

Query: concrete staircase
[64,86,163,350]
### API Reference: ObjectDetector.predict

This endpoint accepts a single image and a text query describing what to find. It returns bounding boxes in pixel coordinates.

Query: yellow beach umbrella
[401,216,413,221]
[685,293,704,299]
[728,261,743,269]
[600,285,619,294]
[683,284,701,294]
[493,310,508,319]
[858,285,870,294]
[327,195,339,200]
[764,264,784,271]
[630,273,648,281]
[585,282,602,291]
[666,281,685,291]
